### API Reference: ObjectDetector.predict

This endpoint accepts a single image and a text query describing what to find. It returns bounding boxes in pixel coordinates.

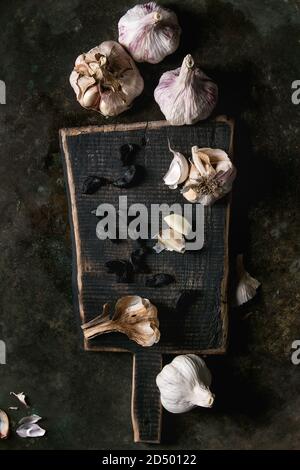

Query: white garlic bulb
[118,2,181,64]
[154,54,218,125]
[182,146,236,205]
[70,41,144,116]
[156,354,214,413]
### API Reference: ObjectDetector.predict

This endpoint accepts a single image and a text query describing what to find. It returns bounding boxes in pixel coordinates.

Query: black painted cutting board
[60,117,234,443]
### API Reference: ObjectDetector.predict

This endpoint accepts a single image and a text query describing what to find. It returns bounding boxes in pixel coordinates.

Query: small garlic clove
[82,85,99,108]
[191,146,215,176]
[0,409,9,439]
[163,143,190,189]
[118,3,181,64]
[164,213,192,237]
[154,228,186,254]
[163,159,182,188]
[235,254,260,306]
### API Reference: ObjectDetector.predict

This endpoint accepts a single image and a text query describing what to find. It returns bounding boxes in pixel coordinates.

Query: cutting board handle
[131,351,162,444]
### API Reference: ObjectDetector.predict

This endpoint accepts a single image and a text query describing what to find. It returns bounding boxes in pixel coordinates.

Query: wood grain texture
[60,117,234,443]
[131,352,162,443]
[60,117,233,354]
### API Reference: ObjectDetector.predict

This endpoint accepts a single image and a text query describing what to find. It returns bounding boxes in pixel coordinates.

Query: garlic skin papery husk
[70,41,144,116]
[235,254,261,306]
[156,354,214,413]
[182,146,236,206]
[118,2,181,64]
[81,296,160,347]
[163,142,189,189]
[154,54,218,125]
[0,409,9,439]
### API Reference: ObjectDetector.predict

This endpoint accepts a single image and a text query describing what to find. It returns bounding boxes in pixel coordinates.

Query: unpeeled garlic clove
[118,2,181,64]
[0,409,9,439]
[81,296,160,347]
[154,54,218,125]
[16,415,46,438]
[156,354,214,413]
[163,142,189,189]
[70,41,144,117]
[235,254,260,306]
[164,213,192,237]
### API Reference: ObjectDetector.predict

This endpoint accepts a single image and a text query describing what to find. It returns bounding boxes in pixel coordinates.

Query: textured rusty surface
[0,0,299,450]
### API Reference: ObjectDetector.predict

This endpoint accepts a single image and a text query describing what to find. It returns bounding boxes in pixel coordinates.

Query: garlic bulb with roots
[118,2,181,64]
[156,354,214,413]
[81,296,160,347]
[154,54,218,125]
[182,146,236,205]
[70,41,144,117]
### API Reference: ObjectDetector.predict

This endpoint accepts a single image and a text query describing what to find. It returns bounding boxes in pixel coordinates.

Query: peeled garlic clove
[164,213,192,237]
[81,296,160,347]
[235,254,260,306]
[0,410,9,439]
[163,144,189,189]
[154,54,218,125]
[153,228,185,254]
[156,354,214,414]
[118,2,181,64]
[70,41,144,117]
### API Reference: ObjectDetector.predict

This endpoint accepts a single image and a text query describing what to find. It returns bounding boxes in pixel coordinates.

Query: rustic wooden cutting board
[60,117,234,443]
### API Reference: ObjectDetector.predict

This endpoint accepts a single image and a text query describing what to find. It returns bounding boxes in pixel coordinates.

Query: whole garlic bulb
[118,2,181,64]
[156,354,214,413]
[70,41,144,116]
[182,146,236,205]
[154,54,218,125]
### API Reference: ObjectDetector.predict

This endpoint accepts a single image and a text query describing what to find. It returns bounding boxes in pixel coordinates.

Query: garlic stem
[153,12,162,22]
[178,54,195,85]
[185,54,194,69]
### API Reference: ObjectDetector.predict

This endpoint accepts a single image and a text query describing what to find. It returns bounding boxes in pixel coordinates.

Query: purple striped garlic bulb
[118,2,181,64]
[154,54,218,125]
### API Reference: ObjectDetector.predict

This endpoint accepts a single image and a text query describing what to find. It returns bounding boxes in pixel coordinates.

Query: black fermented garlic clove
[113,165,137,188]
[105,260,133,283]
[129,248,149,273]
[119,143,139,166]
[146,273,175,288]
[82,175,110,194]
